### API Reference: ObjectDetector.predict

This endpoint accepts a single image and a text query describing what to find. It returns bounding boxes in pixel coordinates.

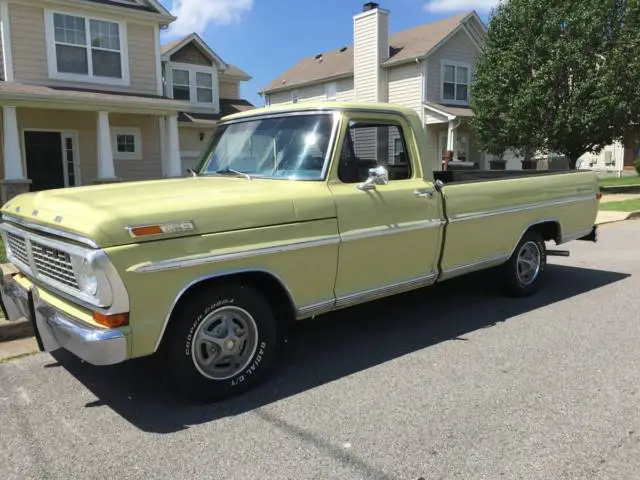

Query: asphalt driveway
[1,221,639,480]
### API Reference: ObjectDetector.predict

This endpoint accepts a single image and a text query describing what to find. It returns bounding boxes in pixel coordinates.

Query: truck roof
[220,101,421,123]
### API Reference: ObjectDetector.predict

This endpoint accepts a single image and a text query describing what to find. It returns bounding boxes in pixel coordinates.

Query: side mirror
[357,165,389,191]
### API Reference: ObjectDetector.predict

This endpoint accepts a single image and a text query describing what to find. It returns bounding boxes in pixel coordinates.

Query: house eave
[260,72,354,95]
[24,0,176,24]
[0,92,191,115]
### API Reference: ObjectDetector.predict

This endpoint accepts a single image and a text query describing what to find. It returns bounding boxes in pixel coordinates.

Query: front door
[328,113,444,304]
[25,131,79,192]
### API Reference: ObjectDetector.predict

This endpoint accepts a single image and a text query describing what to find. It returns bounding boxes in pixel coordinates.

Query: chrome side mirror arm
[357,166,389,191]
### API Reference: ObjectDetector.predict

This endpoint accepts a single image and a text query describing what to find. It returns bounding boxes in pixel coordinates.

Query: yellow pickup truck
[0,102,599,401]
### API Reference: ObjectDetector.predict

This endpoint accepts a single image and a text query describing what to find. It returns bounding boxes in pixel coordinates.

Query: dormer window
[167,64,218,108]
[44,10,130,86]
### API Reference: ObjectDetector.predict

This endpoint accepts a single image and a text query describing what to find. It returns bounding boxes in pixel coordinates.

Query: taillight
[596,192,603,201]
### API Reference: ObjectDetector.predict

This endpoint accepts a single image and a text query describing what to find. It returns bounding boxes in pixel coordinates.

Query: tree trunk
[567,155,579,170]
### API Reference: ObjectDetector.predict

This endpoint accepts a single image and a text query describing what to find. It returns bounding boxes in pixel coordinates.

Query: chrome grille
[30,241,79,289]
[7,232,29,266]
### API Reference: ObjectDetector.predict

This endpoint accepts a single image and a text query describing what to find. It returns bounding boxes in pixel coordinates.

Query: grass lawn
[0,242,5,263]
[599,176,640,187]
[599,198,640,212]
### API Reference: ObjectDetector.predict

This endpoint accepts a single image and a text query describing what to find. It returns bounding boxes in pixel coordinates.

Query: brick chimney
[353,2,389,102]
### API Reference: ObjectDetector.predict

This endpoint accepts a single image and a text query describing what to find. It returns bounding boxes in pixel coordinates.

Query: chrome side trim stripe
[132,235,341,273]
[335,273,437,309]
[439,254,509,281]
[449,194,595,223]
[296,299,336,319]
[341,219,443,242]
[296,273,439,319]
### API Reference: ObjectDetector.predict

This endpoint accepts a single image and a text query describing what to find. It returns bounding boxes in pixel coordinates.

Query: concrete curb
[601,185,640,195]
[0,317,33,342]
[596,210,640,226]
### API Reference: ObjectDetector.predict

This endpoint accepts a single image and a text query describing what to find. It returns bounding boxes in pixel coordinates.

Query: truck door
[328,112,444,305]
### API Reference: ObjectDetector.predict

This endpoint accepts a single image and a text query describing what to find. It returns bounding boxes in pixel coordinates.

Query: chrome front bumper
[0,264,128,366]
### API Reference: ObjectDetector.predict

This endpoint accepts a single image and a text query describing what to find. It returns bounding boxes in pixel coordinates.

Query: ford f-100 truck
[0,102,599,401]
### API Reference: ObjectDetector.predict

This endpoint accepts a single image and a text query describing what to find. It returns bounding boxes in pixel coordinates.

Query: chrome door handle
[414,189,434,198]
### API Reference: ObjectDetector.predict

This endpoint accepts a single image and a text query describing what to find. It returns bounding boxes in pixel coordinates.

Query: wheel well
[160,271,297,350]
[528,221,561,243]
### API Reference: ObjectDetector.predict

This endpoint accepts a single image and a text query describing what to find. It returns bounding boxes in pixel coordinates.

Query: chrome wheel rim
[517,241,541,286]
[191,306,259,381]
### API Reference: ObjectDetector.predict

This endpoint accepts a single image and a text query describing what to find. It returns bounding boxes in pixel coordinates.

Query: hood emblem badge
[15,206,20,212]
[54,215,63,223]
[32,209,38,217]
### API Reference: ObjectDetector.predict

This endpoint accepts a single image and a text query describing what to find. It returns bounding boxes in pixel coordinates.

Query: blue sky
[158,1,495,107]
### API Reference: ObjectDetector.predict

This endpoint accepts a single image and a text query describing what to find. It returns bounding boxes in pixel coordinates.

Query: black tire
[498,230,547,297]
[160,283,278,402]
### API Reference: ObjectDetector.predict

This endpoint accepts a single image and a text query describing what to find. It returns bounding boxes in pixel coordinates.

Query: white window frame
[291,89,299,104]
[440,60,471,105]
[166,62,219,111]
[43,9,130,87]
[111,126,142,160]
[326,82,337,101]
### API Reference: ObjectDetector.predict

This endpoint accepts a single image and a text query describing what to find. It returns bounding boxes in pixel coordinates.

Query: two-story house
[0,0,253,203]
[160,32,253,172]
[260,2,489,170]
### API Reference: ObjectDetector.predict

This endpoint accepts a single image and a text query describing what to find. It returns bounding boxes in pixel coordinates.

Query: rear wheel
[498,230,547,297]
[160,283,278,402]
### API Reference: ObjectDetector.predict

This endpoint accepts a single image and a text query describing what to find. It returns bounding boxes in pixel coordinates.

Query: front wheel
[498,230,547,297]
[160,283,278,402]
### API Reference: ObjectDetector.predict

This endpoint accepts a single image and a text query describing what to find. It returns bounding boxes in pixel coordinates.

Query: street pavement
[1,221,639,480]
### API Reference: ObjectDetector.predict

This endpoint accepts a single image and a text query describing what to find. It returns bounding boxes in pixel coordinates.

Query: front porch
[0,82,192,203]
[423,102,489,170]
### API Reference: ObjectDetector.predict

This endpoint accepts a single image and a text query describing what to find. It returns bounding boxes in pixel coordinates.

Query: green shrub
[635,157,640,175]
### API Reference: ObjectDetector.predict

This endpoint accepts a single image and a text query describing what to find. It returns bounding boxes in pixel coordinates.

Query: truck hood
[0,177,337,247]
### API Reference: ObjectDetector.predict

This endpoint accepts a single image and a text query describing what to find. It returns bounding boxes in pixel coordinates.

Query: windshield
[199,113,336,180]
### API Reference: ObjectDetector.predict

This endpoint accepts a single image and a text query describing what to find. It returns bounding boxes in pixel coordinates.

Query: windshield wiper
[215,167,252,180]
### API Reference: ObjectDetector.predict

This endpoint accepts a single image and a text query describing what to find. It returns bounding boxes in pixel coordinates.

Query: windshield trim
[198,110,341,182]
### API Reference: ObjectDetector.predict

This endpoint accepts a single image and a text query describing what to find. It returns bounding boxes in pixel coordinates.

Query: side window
[338,122,411,183]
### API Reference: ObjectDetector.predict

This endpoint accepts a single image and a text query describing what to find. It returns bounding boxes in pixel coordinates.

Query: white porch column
[446,119,457,160]
[165,114,182,177]
[2,106,25,180]
[96,111,118,181]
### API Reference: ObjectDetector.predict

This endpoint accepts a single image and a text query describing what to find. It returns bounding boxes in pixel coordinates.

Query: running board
[547,249,570,257]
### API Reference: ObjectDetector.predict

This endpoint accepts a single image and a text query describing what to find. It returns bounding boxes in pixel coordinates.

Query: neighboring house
[260,2,490,170]
[0,0,253,203]
[160,33,253,172]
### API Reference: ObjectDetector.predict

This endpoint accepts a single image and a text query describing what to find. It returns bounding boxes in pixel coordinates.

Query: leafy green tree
[470,0,640,169]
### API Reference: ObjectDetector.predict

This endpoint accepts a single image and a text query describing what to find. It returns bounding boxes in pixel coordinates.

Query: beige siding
[0,36,4,80]
[12,109,162,185]
[335,78,355,101]
[388,63,422,117]
[110,114,162,180]
[10,4,47,85]
[354,10,382,102]
[220,81,239,99]
[127,24,159,95]
[267,77,354,106]
[10,4,158,95]
[179,127,213,152]
[170,43,212,66]
[426,29,480,104]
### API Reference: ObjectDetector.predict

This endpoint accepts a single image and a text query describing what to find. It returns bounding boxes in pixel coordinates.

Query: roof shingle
[261,11,474,94]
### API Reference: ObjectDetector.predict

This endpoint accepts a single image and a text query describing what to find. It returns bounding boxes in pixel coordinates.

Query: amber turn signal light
[130,225,163,237]
[93,312,129,328]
